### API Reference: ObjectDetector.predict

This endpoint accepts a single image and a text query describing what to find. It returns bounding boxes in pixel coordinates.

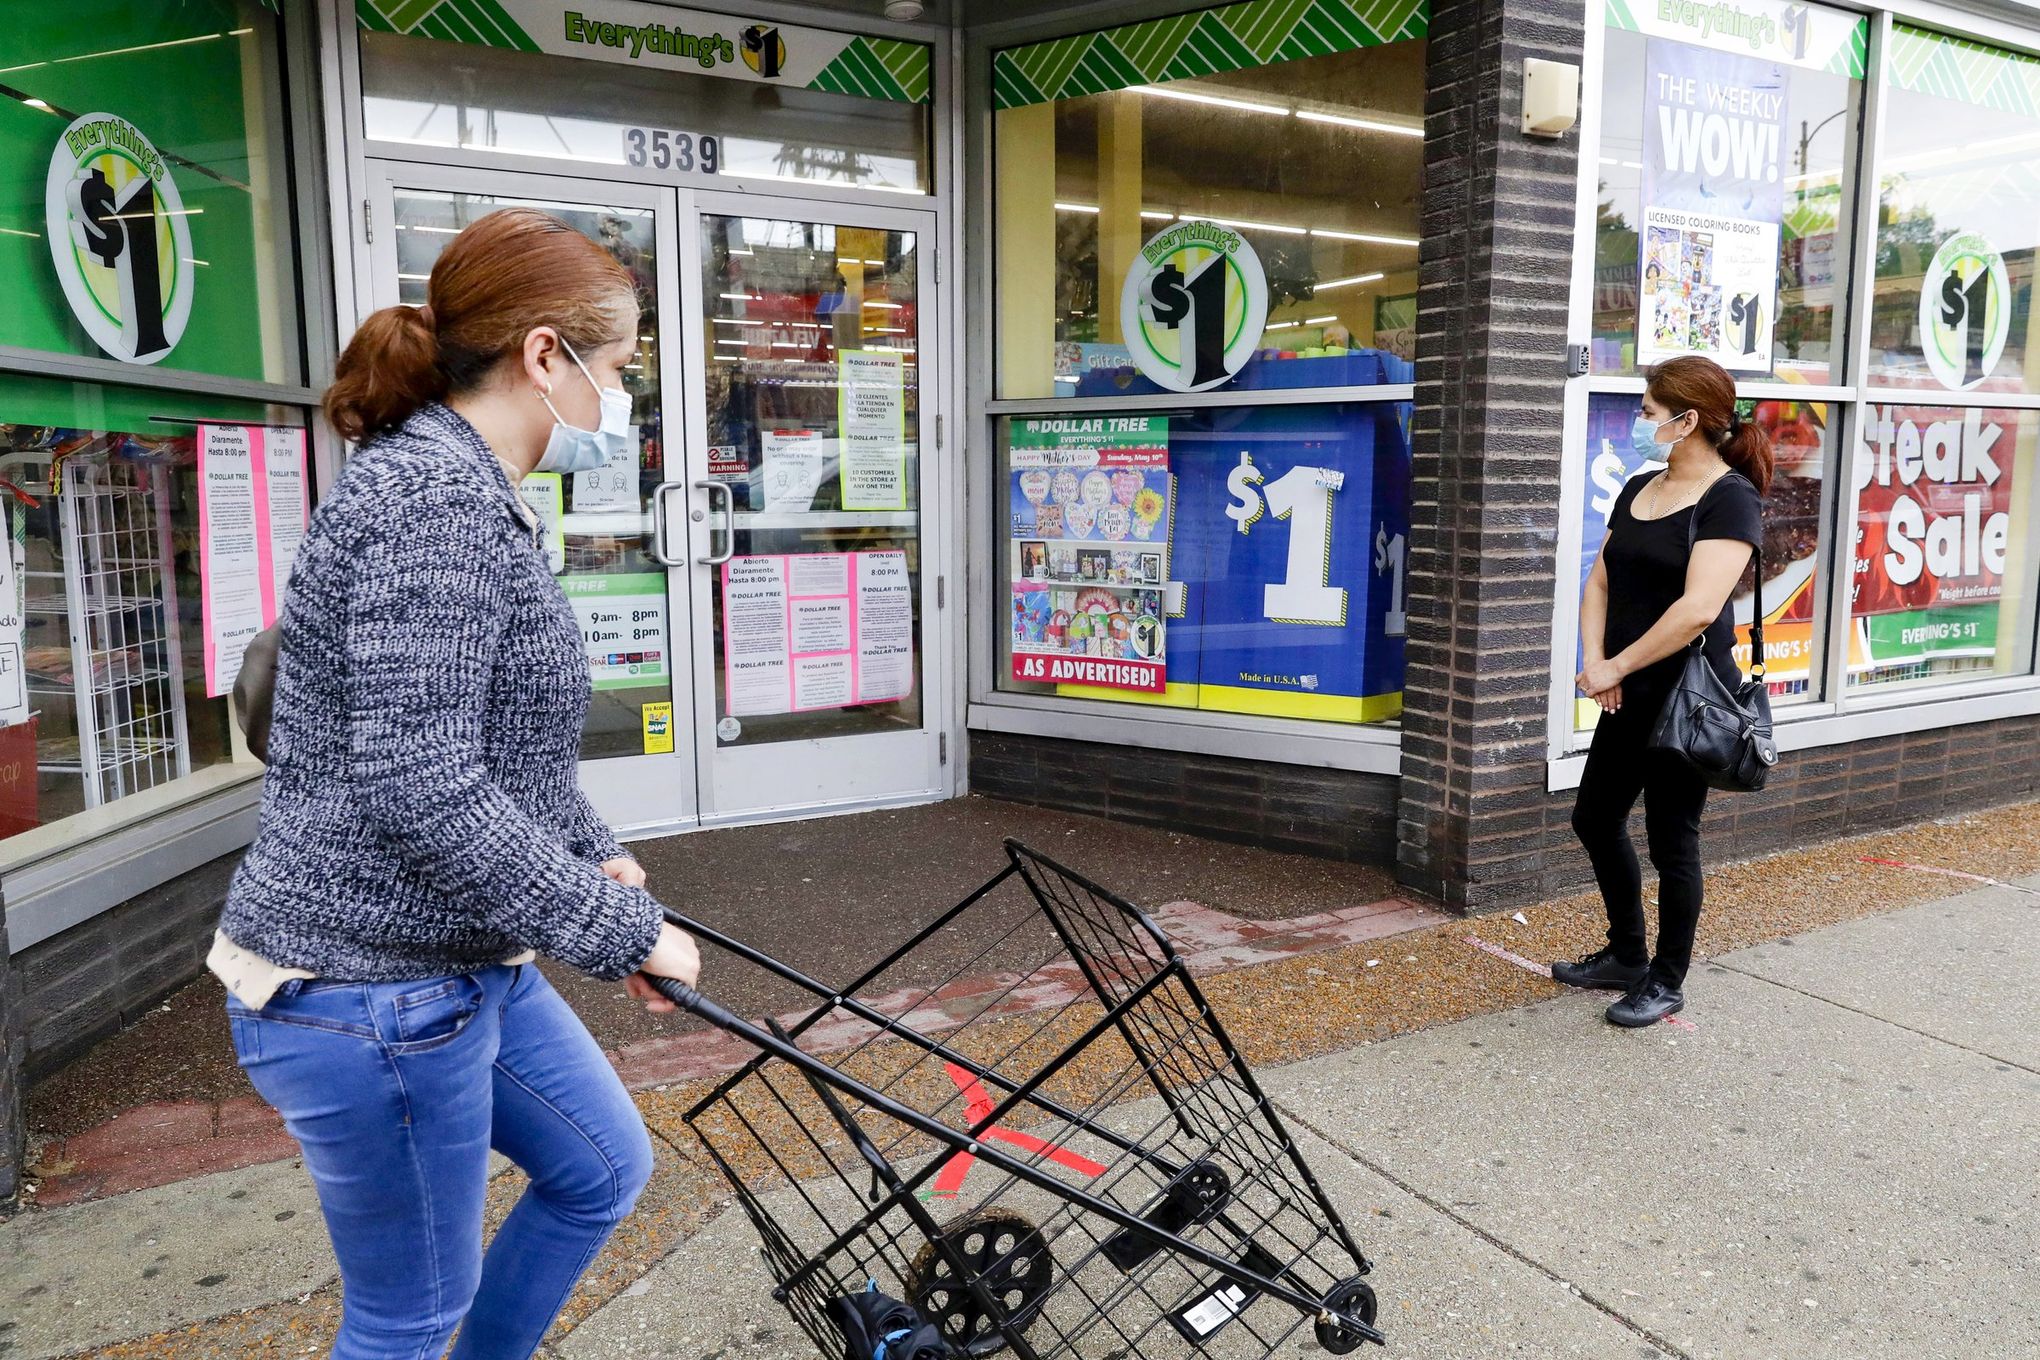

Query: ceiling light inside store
[1054,202,1100,214]
[1139,210,1175,220]
[1310,228,1419,247]
[864,301,904,310]
[1304,315,1337,324]
[1315,272,1385,290]
[1130,83,1288,116]
[398,223,458,234]
[1296,109,1423,137]
[22,98,51,110]
[720,292,757,301]
[0,227,39,239]
[1182,214,1306,236]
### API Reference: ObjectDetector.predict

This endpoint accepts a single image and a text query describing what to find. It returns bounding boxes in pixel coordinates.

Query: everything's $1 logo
[45,112,193,365]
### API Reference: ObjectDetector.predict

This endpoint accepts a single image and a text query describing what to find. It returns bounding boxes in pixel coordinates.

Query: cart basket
[653,838,1386,1359]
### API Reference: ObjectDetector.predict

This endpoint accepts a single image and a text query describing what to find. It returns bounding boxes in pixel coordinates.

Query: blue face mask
[1629,410,1688,461]
[535,338,632,474]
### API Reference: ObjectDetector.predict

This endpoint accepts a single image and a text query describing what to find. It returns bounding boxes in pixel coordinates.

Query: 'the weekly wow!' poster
[1636,39,1787,373]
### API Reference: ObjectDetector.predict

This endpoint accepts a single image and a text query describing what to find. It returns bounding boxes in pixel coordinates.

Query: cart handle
[646,975,743,1030]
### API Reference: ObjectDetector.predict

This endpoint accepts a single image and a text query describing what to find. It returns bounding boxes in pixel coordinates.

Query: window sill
[967,693,1401,775]
[2,766,263,952]
[1545,680,2040,792]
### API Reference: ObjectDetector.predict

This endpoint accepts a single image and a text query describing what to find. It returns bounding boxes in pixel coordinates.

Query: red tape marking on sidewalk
[1860,857,2040,895]
[926,1061,1107,1199]
[1465,936,1697,1030]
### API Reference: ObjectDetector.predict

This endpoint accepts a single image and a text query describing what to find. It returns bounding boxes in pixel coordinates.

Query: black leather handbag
[1647,475,1778,792]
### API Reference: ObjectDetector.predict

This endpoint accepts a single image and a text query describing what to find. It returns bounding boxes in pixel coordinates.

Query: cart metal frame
[656,839,1385,1358]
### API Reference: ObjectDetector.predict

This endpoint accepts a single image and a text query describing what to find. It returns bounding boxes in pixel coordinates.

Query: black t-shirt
[1602,470,1763,701]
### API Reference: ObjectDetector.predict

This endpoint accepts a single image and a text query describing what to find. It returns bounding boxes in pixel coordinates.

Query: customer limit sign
[1120,220,1267,392]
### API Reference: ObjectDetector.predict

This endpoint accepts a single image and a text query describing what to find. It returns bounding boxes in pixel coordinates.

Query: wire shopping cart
[650,839,1386,1358]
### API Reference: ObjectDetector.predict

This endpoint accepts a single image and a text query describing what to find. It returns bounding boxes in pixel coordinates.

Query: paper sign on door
[719,550,914,717]
[199,424,308,697]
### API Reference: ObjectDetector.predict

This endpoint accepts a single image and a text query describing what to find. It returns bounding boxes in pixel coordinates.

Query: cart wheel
[1313,1276,1379,1355]
[907,1208,1053,1357]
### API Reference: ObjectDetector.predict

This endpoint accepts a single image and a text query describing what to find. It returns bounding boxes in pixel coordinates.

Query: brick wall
[10,853,239,1081]
[1397,0,1587,910]
[968,732,1401,863]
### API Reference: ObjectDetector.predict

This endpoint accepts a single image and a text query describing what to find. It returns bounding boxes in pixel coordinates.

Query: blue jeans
[227,963,653,1359]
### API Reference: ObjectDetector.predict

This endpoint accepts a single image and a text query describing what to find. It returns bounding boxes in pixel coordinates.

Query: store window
[1847,402,2038,690]
[991,7,1426,399]
[988,2,1424,728]
[998,401,1410,725]
[0,374,286,858]
[1589,0,1866,384]
[1846,25,2040,692]
[1573,390,1834,730]
[0,2,303,384]
[359,16,933,193]
[1865,28,2039,394]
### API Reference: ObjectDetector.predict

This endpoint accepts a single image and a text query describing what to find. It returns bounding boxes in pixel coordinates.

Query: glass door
[366,164,699,834]
[679,194,943,822]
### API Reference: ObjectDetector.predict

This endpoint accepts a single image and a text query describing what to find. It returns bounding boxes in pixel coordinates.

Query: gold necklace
[1648,465,1721,518]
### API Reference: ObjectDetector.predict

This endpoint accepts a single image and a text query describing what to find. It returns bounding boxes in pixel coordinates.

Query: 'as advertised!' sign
[46,113,193,365]
[1119,220,1268,393]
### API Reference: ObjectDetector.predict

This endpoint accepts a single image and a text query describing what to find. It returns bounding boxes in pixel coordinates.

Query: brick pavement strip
[18,799,2040,1358]
[25,897,1444,1208]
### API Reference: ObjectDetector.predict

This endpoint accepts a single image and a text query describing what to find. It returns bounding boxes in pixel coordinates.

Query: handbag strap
[1684,471,1765,679]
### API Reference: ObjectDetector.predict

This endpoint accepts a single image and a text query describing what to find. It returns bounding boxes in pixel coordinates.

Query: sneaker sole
[1606,996,1685,1028]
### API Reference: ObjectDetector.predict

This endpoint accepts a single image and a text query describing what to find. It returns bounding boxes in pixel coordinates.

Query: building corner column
[1399,0,1587,911]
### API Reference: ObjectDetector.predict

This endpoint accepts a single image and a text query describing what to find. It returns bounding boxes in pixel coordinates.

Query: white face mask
[535,337,631,474]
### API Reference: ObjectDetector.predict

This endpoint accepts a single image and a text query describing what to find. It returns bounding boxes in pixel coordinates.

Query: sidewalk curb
[25,896,1444,1209]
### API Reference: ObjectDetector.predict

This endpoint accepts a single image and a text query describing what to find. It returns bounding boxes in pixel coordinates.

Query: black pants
[1571,692,1710,987]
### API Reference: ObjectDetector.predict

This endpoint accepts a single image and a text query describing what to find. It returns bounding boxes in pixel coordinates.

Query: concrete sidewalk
[9,873,2034,1359]
[557,882,2040,1360]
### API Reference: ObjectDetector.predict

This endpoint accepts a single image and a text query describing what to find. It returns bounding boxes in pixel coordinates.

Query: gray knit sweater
[219,404,662,982]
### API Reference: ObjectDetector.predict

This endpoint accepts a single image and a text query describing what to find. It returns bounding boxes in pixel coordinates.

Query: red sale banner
[1852,403,2017,618]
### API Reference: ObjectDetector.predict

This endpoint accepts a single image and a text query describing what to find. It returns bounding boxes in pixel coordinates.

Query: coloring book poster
[1637,39,1787,372]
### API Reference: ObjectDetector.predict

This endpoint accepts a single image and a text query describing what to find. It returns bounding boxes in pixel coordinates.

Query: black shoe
[1607,977,1685,1027]
[1550,947,1647,991]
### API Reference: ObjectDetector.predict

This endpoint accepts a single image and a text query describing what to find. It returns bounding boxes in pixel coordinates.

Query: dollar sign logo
[1145,263,1189,329]
[1372,524,1389,573]
[69,168,122,267]
[1940,269,1968,328]
[1224,451,1263,534]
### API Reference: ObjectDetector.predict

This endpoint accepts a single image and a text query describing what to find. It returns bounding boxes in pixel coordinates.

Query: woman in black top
[1553,356,1768,1026]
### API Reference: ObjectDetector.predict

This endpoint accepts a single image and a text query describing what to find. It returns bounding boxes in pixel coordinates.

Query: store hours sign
[1119,220,1268,393]
[45,112,194,365]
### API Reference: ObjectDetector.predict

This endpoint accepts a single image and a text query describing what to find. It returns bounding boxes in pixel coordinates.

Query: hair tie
[416,303,437,332]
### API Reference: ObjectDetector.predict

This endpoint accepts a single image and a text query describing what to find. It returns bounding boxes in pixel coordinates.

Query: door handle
[648,481,689,567]
[695,479,735,566]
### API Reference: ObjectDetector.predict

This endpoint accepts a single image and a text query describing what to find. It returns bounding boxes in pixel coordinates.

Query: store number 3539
[623,128,720,175]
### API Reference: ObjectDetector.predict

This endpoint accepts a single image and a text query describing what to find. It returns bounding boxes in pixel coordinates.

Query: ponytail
[324,304,447,443]
[322,207,638,445]
[1718,409,1774,494]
